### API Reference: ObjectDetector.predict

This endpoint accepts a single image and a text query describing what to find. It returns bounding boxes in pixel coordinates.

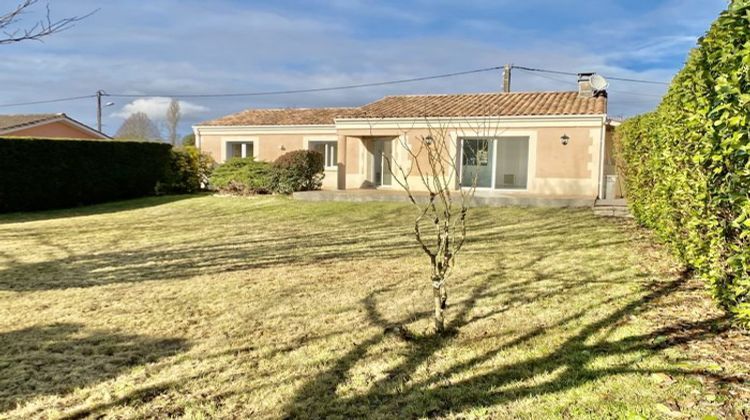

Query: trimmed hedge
[160,146,215,194]
[210,157,274,195]
[616,0,750,325]
[209,151,326,196]
[270,150,324,194]
[0,138,172,212]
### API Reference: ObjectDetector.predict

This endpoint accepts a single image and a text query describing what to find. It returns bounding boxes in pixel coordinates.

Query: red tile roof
[350,91,607,119]
[0,114,62,131]
[199,91,607,126]
[200,107,359,126]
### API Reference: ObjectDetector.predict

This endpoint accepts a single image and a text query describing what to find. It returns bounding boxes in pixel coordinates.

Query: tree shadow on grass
[282,271,733,418]
[0,323,189,413]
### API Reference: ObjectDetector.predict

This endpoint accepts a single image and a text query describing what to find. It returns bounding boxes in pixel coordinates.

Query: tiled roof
[350,91,607,119]
[0,114,62,131]
[200,107,360,126]
[198,91,607,127]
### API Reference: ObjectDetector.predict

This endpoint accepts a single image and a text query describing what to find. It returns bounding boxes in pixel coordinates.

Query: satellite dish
[590,74,610,91]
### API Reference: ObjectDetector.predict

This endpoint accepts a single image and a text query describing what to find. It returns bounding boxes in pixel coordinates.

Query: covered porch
[334,130,533,193]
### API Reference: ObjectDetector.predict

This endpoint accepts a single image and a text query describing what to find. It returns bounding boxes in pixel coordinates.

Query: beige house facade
[195,83,618,199]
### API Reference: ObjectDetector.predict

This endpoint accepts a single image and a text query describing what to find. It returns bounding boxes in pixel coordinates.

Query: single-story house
[0,113,110,140]
[194,75,620,199]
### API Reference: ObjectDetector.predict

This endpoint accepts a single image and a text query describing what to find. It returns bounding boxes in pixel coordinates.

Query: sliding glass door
[372,138,393,187]
[461,139,494,188]
[494,137,529,189]
[461,137,529,190]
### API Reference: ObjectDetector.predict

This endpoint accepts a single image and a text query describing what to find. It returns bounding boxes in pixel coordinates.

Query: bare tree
[385,124,478,333]
[165,99,181,146]
[0,1,96,45]
[115,112,162,141]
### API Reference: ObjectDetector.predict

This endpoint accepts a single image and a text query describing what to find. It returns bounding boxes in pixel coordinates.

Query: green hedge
[209,151,325,196]
[616,0,750,325]
[270,150,325,194]
[0,138,173,212]
[210,157,274,195]
[160,146,215,194]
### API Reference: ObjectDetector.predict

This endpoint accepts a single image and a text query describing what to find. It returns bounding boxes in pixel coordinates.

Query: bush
[616,0,750,326]
[210,157,273,195]
[160,146,215,194]
[0,138,172,212]
[270,150,324,194]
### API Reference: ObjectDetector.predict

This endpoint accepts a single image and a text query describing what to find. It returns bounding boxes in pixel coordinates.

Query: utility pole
[96,90,104,132]
[96,90,114,134]
[503,64,512,93]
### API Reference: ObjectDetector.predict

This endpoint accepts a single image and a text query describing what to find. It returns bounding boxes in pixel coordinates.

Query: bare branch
[0,1,97,45]
[384,119,478,333]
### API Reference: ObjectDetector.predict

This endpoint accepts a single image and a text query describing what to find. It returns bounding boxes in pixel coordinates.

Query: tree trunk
[433,284,447,333]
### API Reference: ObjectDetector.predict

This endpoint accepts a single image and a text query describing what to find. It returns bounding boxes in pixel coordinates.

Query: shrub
[210,157,273,195]
[160,146,215,194]
[0,138,172,212]
[270,150,324,194]
[616,0,750,326]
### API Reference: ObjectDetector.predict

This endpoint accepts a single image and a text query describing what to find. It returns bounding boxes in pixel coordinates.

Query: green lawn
[0,195,747,419]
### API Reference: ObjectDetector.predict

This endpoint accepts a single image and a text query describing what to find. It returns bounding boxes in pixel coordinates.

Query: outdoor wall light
[560,134,570,146]
[279,145,286,151]
[424,135,434,145]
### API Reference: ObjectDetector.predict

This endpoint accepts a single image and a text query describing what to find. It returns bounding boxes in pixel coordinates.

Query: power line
[107,66,505,99]
[520,69,667,99]
[0,94,96,108]
[518,70,577,86]
[513,65,670,85]
[0,63,672,109]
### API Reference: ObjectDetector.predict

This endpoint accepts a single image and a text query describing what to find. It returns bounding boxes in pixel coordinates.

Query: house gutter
[597,115,607,200]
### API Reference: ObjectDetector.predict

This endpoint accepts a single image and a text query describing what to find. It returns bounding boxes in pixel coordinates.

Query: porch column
[337,134,347,190]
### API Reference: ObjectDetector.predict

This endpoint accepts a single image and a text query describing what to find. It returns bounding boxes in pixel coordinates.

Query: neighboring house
[0,114,110,140]
[194,75,619,198]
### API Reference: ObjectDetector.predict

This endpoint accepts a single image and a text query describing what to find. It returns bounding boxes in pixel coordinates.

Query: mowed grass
[0,195,748,419]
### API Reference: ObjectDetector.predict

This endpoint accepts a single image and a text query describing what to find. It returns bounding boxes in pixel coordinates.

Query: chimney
[577,72,595,98]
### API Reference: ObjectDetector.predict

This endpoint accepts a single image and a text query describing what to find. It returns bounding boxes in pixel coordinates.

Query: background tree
[115,112,162,141]
[385,126,477,333]
[181,133,195,147]
[165,99,181,146]
[0,0,95,45]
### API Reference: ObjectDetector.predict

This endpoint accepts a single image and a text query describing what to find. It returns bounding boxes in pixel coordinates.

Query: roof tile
[0,114,62,131]
[200,107,359,126]
[352,91,606,119]
[199,91,607,126]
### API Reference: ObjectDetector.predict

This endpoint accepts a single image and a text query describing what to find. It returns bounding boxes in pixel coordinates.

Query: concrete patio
[292,189,597,208]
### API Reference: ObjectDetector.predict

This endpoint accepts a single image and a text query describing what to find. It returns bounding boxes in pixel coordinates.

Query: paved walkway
[293,189,596,208]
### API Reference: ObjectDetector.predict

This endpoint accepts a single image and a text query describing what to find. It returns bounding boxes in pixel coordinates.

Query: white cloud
[112,97,209,120]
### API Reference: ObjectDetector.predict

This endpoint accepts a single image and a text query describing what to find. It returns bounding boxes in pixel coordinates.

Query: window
[460,137,529,190]
[308,141,337,168]
[494,137,529,189]
[226,141,254,160]
[461,139,494,188]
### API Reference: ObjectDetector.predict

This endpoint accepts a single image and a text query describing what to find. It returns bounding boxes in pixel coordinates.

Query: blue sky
[0,0,728,137]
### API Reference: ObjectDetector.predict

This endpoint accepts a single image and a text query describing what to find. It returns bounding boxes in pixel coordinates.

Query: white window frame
[303,135,339,170]
[308,140,338,169]
[222,138,258,162]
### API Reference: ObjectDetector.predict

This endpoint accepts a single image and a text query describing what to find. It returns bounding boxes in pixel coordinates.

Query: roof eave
[334,113,608,122]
